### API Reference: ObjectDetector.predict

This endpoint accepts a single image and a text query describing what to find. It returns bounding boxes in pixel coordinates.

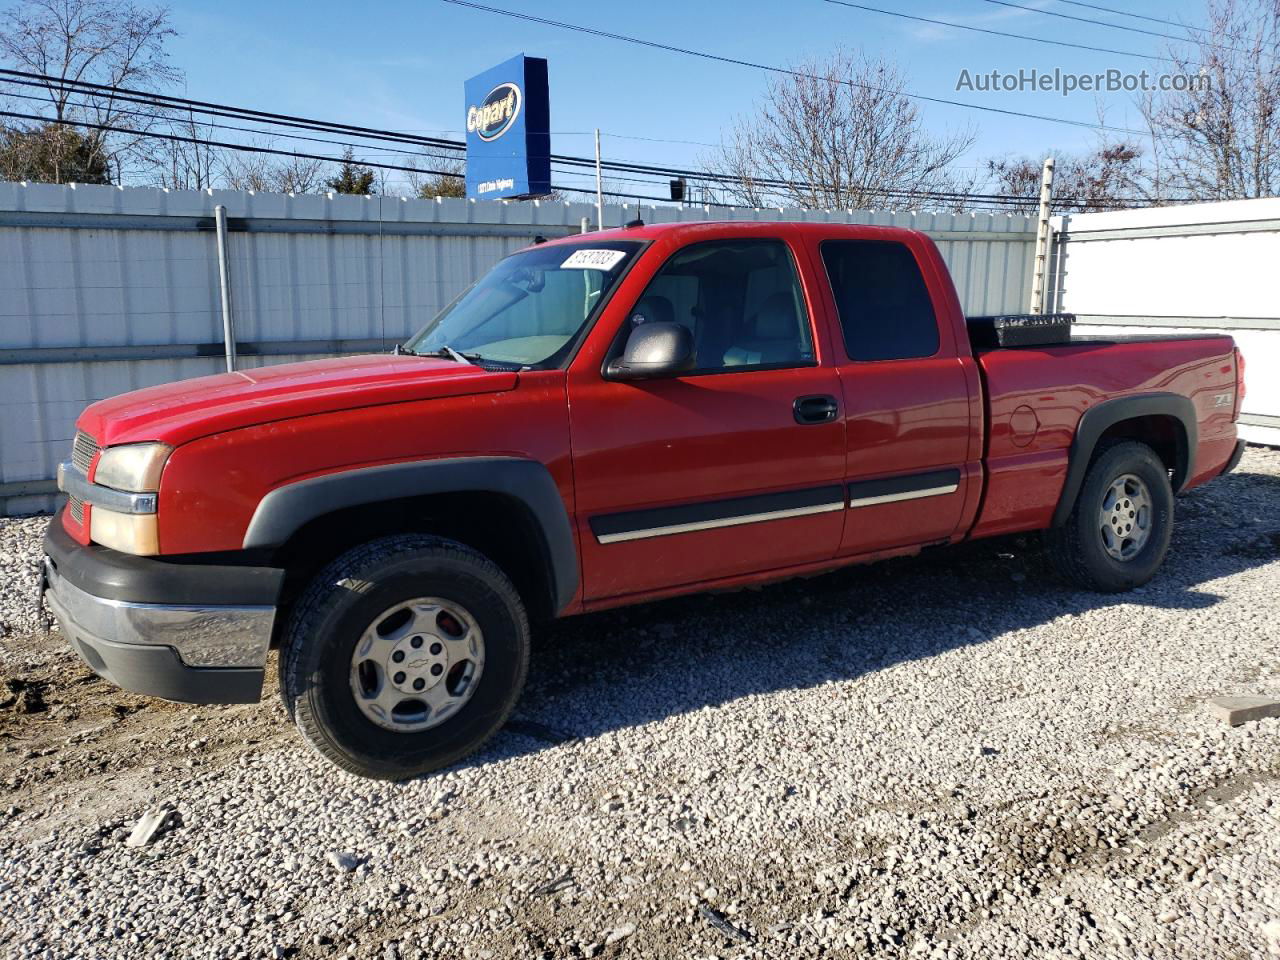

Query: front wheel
[1043,440,1174,592]
[280,535,529,780]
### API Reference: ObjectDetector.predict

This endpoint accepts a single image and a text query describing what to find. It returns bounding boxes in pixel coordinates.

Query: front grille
[68,495,84,524]
[71,431,99,474]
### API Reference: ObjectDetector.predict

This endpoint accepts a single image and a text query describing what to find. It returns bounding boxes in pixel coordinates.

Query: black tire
[1043,440,1174,592]
[279,535,529,780]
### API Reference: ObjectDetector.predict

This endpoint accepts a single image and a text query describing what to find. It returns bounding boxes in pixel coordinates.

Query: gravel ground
[1,448,1278,960]
[0,516,49,638]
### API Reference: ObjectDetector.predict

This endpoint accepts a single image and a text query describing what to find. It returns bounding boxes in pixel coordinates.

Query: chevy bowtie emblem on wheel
[466,82,522,142]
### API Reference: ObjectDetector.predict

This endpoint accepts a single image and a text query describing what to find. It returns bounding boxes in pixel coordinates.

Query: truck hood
[78,354,519,447]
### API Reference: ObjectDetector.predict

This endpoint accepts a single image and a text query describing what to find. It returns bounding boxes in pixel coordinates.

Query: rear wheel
[1043,440,1174,592]
[280,535,529,780]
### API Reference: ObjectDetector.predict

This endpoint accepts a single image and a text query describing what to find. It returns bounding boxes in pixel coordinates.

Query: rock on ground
[1,447,1279,958]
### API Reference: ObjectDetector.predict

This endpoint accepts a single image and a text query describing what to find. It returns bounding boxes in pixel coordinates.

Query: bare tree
[271,154,327,194]
[1143,0,1280,201]
[149,110,217,189]
[0,0,180,182]
[707,49,975,210]
[223,148,327,194]
[986,142,1148,214]
[405,155,467,199]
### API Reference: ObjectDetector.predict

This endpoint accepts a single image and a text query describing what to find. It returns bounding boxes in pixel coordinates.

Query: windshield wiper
[439,345,473,365]
[394,343,476,365]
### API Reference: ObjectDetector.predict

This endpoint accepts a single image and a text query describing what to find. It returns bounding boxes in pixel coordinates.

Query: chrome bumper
[41,511,281,704]
[43,557,274,669]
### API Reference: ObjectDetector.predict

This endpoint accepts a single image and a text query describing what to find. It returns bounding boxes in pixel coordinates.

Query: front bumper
[41,513,284,704]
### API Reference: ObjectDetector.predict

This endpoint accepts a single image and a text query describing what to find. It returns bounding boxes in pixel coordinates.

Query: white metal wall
[1050,197,1280,447]
[0,182,1037,514]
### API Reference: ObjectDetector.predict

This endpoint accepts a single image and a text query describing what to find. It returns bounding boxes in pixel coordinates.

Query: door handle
[793,394,839,425]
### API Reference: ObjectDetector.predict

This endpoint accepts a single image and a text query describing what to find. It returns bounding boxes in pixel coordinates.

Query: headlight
[93,443,171,493]
[89,508,159,555]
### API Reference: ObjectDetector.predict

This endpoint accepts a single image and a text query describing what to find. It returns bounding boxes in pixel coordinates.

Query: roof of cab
[540,219,929,245]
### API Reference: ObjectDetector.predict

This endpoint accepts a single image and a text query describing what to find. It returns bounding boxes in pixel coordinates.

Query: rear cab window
[820,240,940,362]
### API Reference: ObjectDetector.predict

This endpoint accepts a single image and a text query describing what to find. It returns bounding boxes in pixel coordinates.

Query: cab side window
[821,240,940,362]
[628,240,814,373]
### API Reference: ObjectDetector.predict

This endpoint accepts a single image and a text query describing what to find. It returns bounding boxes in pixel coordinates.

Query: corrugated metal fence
[1050,197,1280,447]
[0,181,1037,515]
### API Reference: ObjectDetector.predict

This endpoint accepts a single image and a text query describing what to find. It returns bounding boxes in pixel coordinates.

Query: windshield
[405,240,642,366]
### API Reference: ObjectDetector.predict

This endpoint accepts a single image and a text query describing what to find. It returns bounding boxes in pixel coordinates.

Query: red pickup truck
[42,221,1244,779]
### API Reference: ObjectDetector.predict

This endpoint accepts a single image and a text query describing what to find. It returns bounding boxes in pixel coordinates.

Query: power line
[5,69,1175,209]
[978,0,1244,54]
[0,68,746,187]
[440,0,1150,137]
[1045,0,1213,35]
[0,68,1107,208]
[0,88,661,192]
[0,78,735,195]
[0,108,467,179]
[2,67,720,166]
[823,0,1163,62]
[0,67,464,152]
[398,127,720,148]
[6,103,1065,210]
[981,0,1186,43]
[0,107,788,209]
[0,81,464,164]
[595,131,720,148]
[16,103,1104,212]
[1046,0,1262,48]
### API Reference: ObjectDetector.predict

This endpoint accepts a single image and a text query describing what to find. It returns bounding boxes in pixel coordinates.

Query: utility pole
[1030,156,1055,315]
[594,128,604,231]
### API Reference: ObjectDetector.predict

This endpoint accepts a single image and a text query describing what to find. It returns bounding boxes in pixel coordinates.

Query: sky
[159,0,1213,198]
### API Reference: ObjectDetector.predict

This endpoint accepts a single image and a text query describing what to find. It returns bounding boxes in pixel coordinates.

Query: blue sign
[464,55,550,200]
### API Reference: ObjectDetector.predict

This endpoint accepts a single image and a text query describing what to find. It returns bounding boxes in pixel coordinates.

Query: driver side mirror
[605,322,696,380]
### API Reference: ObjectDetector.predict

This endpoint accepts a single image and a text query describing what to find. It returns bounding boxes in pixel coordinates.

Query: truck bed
[968,332,1239,539]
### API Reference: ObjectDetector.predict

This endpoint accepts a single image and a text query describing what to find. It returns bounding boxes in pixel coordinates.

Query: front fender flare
[1051,392,1196,527]
[242,457,578,614]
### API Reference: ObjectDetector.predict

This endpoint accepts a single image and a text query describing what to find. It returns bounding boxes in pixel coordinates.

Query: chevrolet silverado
[42,221,1245,779]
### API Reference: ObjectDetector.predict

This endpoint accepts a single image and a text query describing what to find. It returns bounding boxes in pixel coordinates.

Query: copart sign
[467,82,522,142]
[463,55,551,200]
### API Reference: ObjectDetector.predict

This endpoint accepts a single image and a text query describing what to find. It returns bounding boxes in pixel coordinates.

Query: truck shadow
[478,459,1280,766]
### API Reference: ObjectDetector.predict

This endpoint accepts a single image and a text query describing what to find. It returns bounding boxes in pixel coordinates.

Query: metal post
[580,217,589,234]
[1030,156,1055,315]
[594,128,604,231]
[1047,215,1067,314]
[213,204,237,372]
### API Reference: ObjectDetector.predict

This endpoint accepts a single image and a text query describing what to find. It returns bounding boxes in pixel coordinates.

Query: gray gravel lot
[1,448,1279,959]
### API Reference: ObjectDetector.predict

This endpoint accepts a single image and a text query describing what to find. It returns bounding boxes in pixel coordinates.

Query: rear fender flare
[1051,393,1196,527]
[242,457,578,614]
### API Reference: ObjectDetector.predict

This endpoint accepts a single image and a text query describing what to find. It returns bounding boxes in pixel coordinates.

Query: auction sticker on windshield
[561,249,628,270]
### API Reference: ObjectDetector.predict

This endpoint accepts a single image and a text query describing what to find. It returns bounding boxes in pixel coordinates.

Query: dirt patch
[0,630,285,838]
[0,676,47,715]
